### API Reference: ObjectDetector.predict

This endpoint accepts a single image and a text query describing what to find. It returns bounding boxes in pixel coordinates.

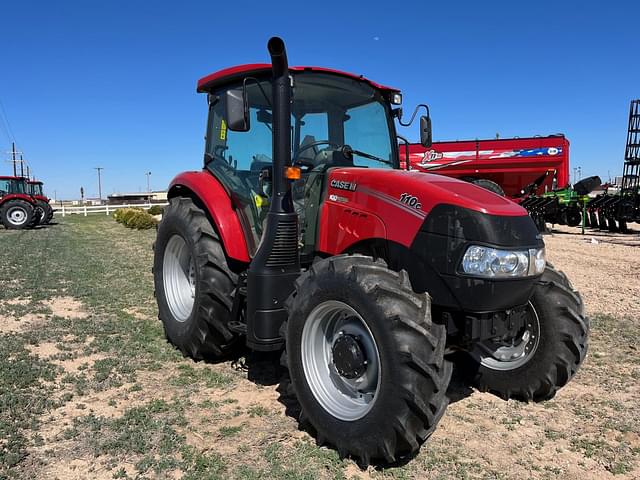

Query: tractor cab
[198,66,411,258]
[0,176,28,197]
[28,180,44,197]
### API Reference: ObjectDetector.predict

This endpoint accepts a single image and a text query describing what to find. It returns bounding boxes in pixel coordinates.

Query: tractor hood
[327,167,527,218]
[323,167,541,251]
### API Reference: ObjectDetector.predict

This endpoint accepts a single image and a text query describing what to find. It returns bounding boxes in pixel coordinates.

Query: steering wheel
[293,140,339,169]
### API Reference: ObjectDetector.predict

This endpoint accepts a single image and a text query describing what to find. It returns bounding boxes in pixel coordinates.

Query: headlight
[461,245,545,278]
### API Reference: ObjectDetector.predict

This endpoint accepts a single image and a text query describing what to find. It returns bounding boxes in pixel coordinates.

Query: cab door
[204,84,274,256]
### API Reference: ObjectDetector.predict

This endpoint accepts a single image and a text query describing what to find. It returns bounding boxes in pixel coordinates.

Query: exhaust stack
[245,37,301,351]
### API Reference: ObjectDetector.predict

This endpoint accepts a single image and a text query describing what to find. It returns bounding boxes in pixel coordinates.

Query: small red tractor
[0,175,41,229]
[27,180,54,225]
[153,38,588,465]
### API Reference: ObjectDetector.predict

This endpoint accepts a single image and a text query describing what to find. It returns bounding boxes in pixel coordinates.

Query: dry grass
[0,216,638,479]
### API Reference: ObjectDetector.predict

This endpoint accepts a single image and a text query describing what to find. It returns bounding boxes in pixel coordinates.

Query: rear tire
[470,178,505,196]
[153,197,238,359]
[0,199,35,230]
[283,255,451,466]
[464,264,588,401]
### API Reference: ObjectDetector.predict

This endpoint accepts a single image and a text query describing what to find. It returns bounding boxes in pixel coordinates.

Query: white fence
[59,202,169,217]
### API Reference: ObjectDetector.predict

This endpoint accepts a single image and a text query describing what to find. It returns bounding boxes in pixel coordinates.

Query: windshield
[205,72,396,172]
[30,183,43,196]
[291,73,396,167]
[0,179,26,195]
[13,180,26,194]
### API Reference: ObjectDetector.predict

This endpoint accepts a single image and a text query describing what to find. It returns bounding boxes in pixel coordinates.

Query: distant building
[107,190,168,205]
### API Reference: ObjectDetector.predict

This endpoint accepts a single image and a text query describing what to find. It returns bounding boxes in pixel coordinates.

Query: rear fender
[0,194,36,205]
[168,171,250,263]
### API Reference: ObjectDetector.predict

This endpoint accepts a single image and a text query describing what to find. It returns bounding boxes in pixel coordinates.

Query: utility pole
[19,154,24,178]
[145,171,152,193]
[11,142,16,176]
[94,167,104,201]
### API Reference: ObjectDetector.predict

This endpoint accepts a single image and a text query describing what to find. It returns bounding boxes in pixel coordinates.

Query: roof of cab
[196,63,399,94]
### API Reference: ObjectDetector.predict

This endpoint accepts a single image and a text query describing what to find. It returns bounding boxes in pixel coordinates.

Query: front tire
[0,199,35,230]
[283,255,451,466]
[465,264,588,401]
[36,200,54,224]
[153,197,238,359]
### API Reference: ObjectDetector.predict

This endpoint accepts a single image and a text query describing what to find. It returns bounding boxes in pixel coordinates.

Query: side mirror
[420,115,432,148]
[225,88,250,132]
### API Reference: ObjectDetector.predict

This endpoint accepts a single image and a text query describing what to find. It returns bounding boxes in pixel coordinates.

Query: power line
[0,98,16,144]
[0,99,35,178]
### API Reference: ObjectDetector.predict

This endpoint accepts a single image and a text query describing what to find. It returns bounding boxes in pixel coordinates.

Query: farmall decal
[416,147,563,170]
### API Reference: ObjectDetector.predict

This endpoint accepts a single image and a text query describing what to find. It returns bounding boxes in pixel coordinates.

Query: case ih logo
[422,150,443,162]
[330,179,357,191]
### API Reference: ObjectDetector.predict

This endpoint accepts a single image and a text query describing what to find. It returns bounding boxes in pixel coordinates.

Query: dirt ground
[1,216,639,480]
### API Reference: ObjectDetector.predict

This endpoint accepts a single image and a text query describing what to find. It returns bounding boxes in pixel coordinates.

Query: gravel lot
[544,223,640,318]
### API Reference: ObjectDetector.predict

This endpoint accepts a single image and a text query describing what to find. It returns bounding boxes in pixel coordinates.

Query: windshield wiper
[341,145,390,165]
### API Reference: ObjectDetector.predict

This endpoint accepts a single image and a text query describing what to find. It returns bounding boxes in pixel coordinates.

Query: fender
[0,193,36,205]
[317,203,387,255]
[168,170,250,263]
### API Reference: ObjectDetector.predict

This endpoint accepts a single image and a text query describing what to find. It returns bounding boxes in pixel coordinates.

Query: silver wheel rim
[7,206,28,226]
[163,234,196,322]
[301,300,381,421]
[472,301,541,371]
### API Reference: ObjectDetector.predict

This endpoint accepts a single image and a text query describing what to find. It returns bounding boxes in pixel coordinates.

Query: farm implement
[153,37,588,465]
[583,100,640,233]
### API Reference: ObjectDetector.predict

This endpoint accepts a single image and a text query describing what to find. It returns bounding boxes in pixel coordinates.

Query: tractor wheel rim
[473,301,541,371]
[163,234,195,322]
[7,206,28,225]
[301,300,381,421]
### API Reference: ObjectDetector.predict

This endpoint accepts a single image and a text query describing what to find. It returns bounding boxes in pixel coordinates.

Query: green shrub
[123,210,157,230]
[147,205,164,216]
[112,208,124,222]
[113,208,141,224]
[112,208,156,230]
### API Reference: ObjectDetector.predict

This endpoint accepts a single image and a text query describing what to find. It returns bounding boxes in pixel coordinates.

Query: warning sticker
[220,119,227,140]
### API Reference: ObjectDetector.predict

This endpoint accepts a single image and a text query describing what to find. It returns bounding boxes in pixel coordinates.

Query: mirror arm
[398,103,430,127]
[397,135,411,170]
[242,77,272,109]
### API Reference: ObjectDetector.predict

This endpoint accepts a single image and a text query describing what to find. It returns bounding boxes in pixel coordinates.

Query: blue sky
[0,1,637,199]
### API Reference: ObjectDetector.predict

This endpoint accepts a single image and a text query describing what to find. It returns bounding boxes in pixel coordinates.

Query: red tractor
[0,175,40,229]
[27,180,54,225]
[153,38,588,465]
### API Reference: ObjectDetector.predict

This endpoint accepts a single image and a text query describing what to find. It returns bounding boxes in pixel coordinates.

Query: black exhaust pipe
[245,37,300,351]
[266,36,293,213]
